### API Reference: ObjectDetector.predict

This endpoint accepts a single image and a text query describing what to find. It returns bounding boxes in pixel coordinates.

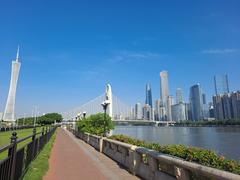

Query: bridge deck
[44,128,138,180]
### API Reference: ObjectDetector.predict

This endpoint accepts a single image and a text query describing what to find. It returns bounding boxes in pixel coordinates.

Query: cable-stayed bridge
[63,84,132,121]
[62,84,176,125]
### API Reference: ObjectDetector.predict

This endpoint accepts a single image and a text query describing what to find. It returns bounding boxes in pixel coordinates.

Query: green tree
[17,113,63,125]
[38,113,63,125]
[77,113,114,136]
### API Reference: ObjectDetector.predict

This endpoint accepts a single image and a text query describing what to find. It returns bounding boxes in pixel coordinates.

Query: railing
[0,126,57,180]
[70,129,240,180]
[0,125,41,133]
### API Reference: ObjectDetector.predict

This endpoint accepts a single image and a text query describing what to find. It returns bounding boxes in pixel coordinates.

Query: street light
[101,100,110,137]
[82,111,87,119]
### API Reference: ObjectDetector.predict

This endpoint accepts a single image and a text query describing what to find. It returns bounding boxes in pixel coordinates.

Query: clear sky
[0,0,240,116]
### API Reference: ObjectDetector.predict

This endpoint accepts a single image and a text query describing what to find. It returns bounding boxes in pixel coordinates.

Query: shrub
[109,134,240,174]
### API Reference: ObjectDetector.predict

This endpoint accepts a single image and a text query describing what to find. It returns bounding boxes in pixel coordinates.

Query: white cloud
[107,51,165,63]
[201,48,239,54]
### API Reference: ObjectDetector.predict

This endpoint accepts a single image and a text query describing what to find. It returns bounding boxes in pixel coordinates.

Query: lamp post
[101,100,110,137]
[82,111,87,119]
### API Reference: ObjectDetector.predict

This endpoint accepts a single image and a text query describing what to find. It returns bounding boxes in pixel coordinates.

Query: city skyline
[0,1,240,116]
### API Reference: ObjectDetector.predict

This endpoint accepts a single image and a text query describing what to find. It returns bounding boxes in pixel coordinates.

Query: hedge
[109,134,240,175]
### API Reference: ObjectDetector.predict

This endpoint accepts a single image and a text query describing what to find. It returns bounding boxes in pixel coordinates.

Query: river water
[112,126,240,161]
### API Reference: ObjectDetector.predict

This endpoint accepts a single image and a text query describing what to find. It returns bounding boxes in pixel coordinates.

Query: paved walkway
[44,128,139,180]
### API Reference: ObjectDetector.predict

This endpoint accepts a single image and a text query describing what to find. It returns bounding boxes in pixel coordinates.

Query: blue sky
[0,0,240,116]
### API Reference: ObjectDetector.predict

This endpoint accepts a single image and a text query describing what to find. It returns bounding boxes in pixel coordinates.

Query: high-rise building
[167,95,174,121]
[143,104,151,120]
[135,103,142,120]
[171,103,187,122]
[213,95,224,120]
[213,91,240,120]
[145,83,153,108]
[160,71,170,120]
[189,84,203,121]
[214,75,229,95]
[176,88,183,104]
[231,91,240,119]
[160,71,169,107]
[202,93,209,119]
[3,47,21,122]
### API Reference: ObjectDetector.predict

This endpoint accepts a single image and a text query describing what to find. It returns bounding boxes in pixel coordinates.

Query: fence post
[8,132,18,180]
[42,127,45,136]
[32,128,36,159]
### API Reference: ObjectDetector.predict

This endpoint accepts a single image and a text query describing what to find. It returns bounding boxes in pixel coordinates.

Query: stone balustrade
[71,130,240,180]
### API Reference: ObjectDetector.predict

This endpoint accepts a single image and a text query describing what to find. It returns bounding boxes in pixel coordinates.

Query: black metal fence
[0,126,57,180]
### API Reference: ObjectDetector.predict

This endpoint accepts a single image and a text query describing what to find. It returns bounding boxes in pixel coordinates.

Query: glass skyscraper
[176,88,183,104]
[214,75,229,95]
[145,83,153,108]
[189,83,203,121]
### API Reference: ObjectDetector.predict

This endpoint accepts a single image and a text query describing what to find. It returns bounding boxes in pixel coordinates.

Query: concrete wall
[71,129,240,180]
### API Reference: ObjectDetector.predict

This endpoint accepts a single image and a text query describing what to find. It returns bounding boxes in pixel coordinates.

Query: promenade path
[44,128,139,180]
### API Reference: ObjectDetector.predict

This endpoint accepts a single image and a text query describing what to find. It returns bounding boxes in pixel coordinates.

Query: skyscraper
[189,84,203,121]
[214,75,229,95]
[176,88,183,104]
[171,103,187,122]
[160,71,169,106]
[135,102,142,120]
[160,71,170,120]
[3,47,21,122]
[145,83,153,108]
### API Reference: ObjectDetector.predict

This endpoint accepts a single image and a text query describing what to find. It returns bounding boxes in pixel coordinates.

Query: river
[112,126,240,161]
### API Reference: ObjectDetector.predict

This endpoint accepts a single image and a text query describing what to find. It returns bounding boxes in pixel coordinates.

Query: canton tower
[3,47,21,122]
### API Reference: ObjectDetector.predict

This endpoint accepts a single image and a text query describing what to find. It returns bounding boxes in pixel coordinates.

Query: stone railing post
[174,166,190,180]
[129,146,140,176]
[99,137,104,153]
[148,155,158,179]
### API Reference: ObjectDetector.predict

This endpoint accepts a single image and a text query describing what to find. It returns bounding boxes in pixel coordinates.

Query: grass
[23,130,57,180]
[0,126,47,160]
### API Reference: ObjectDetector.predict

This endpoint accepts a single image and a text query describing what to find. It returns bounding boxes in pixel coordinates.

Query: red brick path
[44,128,107,180]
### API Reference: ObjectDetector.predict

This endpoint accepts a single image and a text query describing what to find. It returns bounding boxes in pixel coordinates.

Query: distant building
[171,103,187,122]
[208,102,215,118]
[212,91,240,120]
[213,95,224,120]
[214,75,229,95]
[160,71,169,119]
[135,103,142,120]
[145,83,153,108]
[143,104,152,120]
[154,99,161,121]
[167,95,174,121]
[189,84,203,121]
[154,99,166,121]
[231,91,240,119]
[202,93,209,119]
[130,107,135,119]
[176,88,183,104]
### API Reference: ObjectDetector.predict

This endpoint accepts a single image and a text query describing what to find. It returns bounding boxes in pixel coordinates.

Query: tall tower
[214,75,229,95]
[160,71,169,107]
[160,71,170,120]
[3,47,21,122]
[145,83,153,108]
[189,83,203,121]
